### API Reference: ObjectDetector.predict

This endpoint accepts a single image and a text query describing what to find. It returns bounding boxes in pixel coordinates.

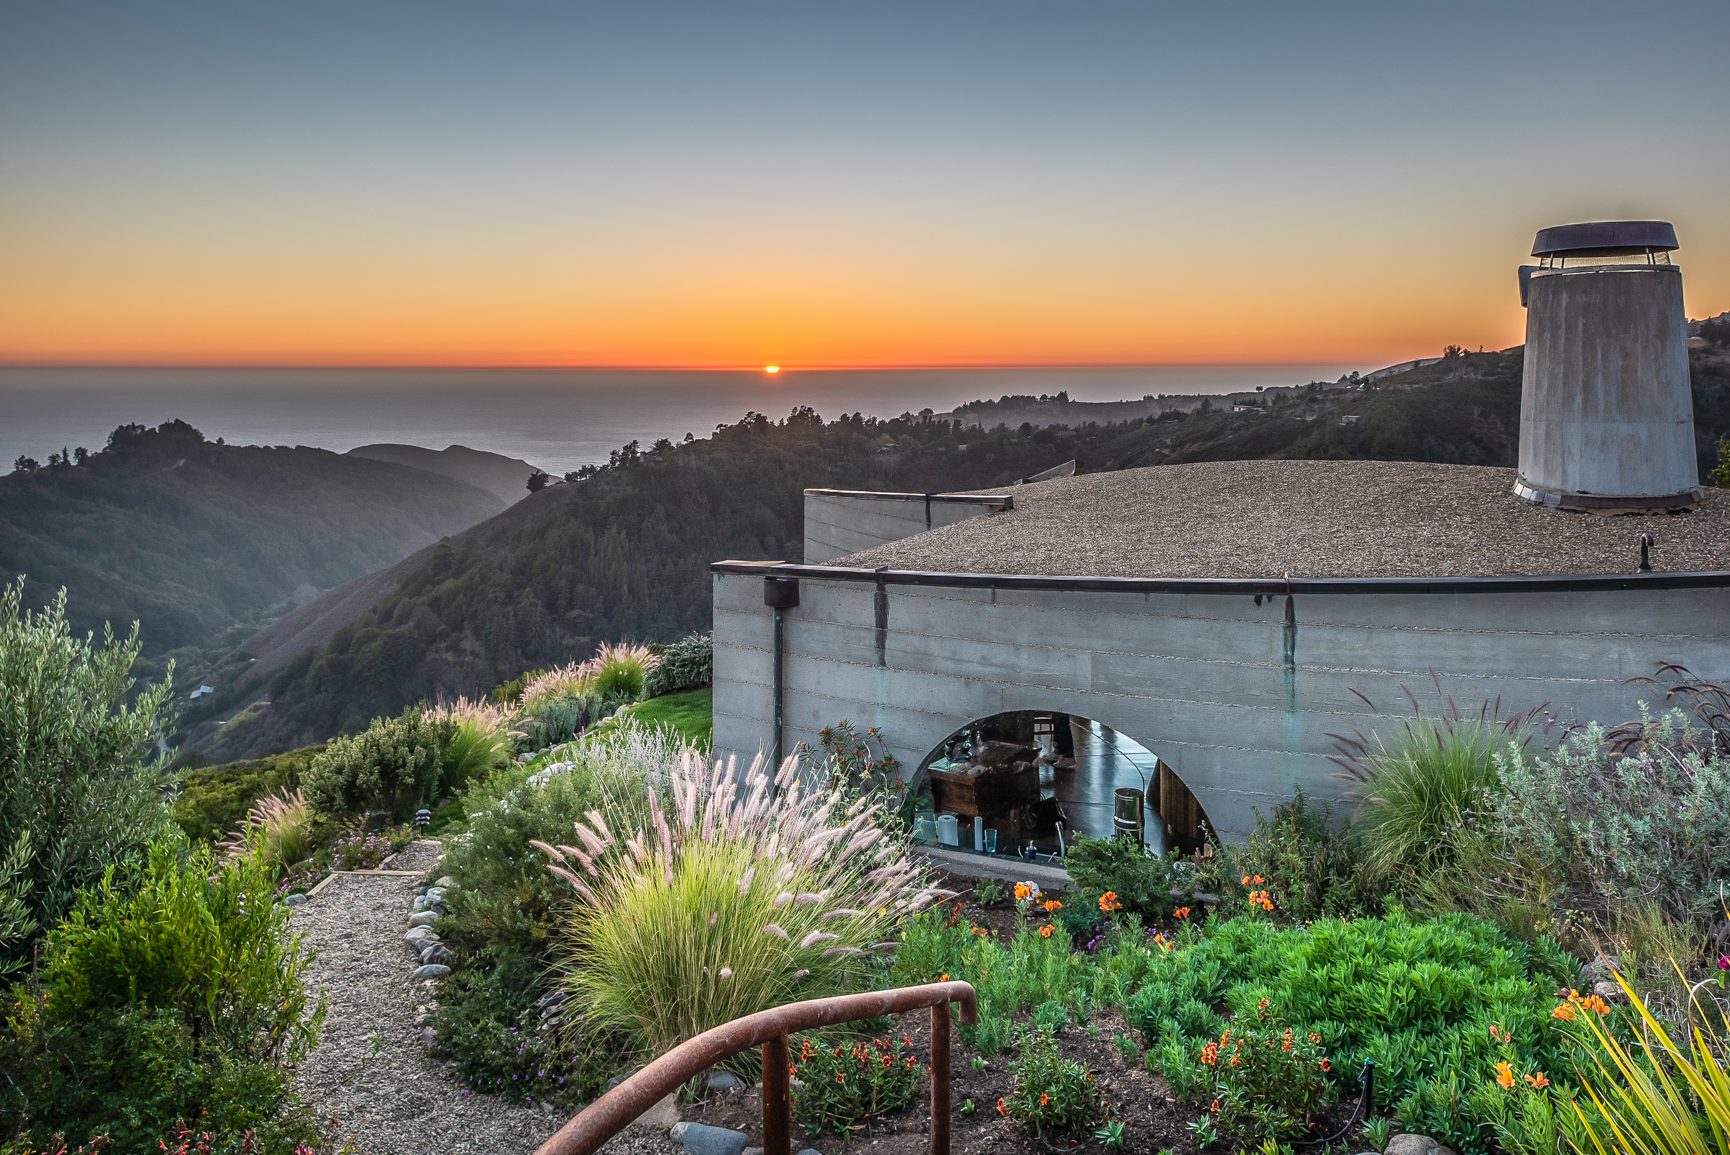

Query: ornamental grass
[537,752,940,1058]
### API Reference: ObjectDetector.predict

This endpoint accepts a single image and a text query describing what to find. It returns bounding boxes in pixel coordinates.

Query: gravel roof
[830,461,1730,579]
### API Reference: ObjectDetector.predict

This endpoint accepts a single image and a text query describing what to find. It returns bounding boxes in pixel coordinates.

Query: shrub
[1002,1027,1098,1134]
[1493,705,1730,928]
[1064,835,1182,922]
[329,830,395,870]
[790,1034,923,1136]
[543,752,930,1058]
[1199,1001,1333,1141]
[0,579,178,970]
[643,632,712,699]
[303,708,455,819]
[0,840,323,1149]
[172,743,326,844]
[1197,791,1376,924]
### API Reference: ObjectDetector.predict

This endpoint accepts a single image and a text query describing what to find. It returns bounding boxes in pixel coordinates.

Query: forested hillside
[1,420,505,681]
[196,346,1730,758]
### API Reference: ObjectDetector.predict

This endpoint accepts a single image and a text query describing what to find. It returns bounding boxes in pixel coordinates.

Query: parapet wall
[802,490,1010,564]
[712,563,1730,841]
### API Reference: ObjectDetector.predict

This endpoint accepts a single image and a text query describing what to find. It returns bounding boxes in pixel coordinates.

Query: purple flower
[1719,956,1729,971]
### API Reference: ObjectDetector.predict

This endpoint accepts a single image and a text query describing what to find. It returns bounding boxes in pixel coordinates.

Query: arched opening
[907,711,1214,861]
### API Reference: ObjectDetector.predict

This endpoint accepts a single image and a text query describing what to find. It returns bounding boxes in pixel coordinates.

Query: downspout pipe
[763,577,801,769]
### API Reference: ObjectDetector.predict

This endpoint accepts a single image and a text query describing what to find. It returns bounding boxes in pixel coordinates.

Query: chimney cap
[1532,220,1677,258]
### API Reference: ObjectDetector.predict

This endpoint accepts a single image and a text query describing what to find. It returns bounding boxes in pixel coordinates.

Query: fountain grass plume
[537,750,944,1058]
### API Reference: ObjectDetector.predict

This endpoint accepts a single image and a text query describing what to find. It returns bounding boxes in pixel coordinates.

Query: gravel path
[836,461,1730,578]
[291,841,681,1155]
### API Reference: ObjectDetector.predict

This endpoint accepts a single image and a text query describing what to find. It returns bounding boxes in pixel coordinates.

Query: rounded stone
[411,963,452,980]
[407,911,439,928]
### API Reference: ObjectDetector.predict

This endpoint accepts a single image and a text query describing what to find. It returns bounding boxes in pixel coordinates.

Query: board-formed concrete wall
[713,563,1730,841]
[804,490,1008,564]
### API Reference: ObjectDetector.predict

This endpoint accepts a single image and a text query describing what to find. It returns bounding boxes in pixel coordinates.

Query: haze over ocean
[0,364,1356,478]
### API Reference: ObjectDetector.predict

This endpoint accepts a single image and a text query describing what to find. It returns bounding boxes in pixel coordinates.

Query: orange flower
[1552,1003,1578,1021]
[940,974,950,982]
[836,1072,846,1084]
[1489,1025,1504,1043]
[1040,1093,1051,1106]
[1174,907,1190,919]
[1319,1057,1331,1072]
[1308,1033,1321,1044]
[1014,884,1032,901]
[1099,891,1122,913]
[1253,875,1264,885]
[1210,1100,1220,1113]
[1496,1061,1515,1090]
[1043,899,1063,913]
[1200,1042,1219,1065]
[788,1065,796,1076]
[1242,876,1251,886]
[1040,924,1054,938]
[1526,1072,1550,1089]
[997,1098,1008,1117]
[1582,995,1611,1015]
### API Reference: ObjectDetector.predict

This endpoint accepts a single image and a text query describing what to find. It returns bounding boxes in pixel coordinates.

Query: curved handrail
[533,981,979,1155]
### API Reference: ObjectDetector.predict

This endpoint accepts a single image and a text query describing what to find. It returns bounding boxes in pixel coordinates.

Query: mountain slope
[345,443,543,504]
[210,353,1563,756]
[0,420,506,681]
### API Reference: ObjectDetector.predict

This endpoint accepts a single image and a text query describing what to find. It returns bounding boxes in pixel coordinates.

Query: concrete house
[711,221,1730,862]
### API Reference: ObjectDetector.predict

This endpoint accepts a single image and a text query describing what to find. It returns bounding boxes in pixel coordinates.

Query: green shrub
[1064,835,1182,922]
[642,632,712,699]
[1199,1001,1333,1141]
[1003,1027,1098,1134]
[434,974,620,1108]
[0,840,323,1149]
[172,743,325,844]
[303,708,455,819]
[1198,791,1376,924]
[790,1034,922,1136]
[547,752,927,1059]
[0,578,179,971]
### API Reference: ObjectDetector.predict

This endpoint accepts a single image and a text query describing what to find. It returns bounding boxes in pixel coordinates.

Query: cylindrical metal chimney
[1514,220,1699,512]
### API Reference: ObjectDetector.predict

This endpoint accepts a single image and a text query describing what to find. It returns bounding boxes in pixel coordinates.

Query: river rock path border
[291,839,680,1155]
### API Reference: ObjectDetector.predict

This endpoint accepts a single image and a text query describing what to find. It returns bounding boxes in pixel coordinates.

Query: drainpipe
[763,576,801,769]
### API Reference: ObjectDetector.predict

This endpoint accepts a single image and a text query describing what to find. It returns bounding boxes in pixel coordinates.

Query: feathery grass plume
[589,641,659,700]
[1328,678,1546,885]
[520,661,598,714]
[217,788,313,870]
[542,751,936,1058]
[428,696,514,791]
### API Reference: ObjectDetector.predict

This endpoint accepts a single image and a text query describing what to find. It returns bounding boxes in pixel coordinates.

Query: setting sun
[764,366,780,374]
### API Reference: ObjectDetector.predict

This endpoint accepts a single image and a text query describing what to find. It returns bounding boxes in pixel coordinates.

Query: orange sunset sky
[1,3,1725,369]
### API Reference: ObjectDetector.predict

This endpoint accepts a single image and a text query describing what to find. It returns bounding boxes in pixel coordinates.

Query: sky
[1,1,1726,369]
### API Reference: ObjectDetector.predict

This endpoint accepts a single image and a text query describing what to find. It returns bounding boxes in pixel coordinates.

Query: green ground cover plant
[1198,1001,1333,1140]
[592,687,713,748]
[1197,791,1377,924]
[1063,834,1183,922]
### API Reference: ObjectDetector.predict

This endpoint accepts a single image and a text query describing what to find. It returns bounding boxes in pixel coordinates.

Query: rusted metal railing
[532,981,979,1155]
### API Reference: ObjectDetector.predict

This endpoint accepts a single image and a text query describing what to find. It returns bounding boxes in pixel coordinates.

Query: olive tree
[0,578,177,970]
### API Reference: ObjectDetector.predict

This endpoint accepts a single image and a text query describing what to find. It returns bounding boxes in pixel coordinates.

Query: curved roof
[1532,220,1677,257]
[830,460,1730,579]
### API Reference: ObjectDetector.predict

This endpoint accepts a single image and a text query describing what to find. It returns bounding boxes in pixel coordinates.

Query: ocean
[0,364,1360,477]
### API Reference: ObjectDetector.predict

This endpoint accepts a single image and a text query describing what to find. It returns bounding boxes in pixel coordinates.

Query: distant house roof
[189,684,215,699]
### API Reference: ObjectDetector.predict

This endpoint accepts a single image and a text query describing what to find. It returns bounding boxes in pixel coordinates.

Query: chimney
[1514,220,1699,513]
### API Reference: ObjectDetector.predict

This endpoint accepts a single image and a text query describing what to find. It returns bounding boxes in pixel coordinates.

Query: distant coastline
[0,364,1363,478]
